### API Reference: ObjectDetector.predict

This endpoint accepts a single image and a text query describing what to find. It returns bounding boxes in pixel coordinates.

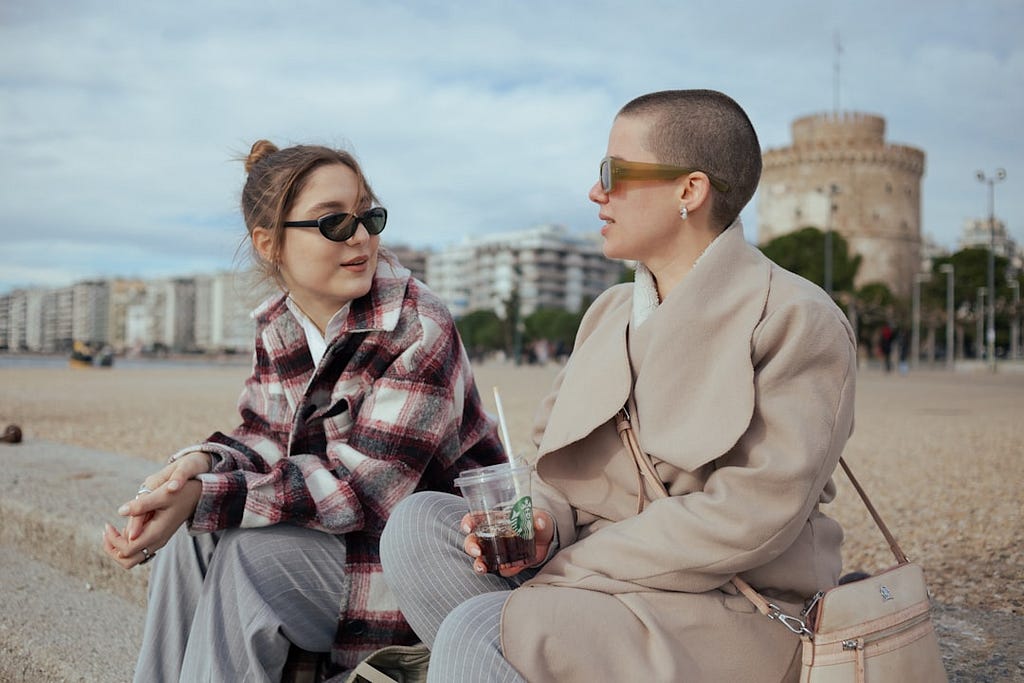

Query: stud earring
[679,205,688,220]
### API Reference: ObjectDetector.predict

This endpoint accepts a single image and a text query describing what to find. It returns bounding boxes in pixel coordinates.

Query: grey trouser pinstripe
[133,524,348,683]
[380,491,533,683]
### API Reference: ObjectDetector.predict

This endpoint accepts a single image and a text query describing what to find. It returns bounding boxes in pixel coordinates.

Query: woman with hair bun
[102,140,505,681]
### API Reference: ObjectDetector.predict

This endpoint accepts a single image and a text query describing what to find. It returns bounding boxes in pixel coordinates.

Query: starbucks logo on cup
[510,496,534,539]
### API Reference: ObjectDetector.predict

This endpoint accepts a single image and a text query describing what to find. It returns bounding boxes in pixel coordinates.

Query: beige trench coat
[500,224,857,682]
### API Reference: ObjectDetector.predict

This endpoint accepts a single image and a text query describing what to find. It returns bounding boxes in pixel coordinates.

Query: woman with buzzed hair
[382,90,856,682]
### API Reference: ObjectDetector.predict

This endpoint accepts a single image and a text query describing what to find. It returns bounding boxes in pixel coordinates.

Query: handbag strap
[615,404,911,636]
[616,408,663,514]
[616,406,908,564]
[837,457,909,565]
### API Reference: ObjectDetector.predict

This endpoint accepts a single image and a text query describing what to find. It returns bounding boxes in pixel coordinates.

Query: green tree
[923,248,1014,356]
[940,248,1011,305]
[759,227,862,295]
[455,309,504,359]
[524,308,581,351]
[851,281,897,353]
[854,282,896,323]
[502,288,523,362]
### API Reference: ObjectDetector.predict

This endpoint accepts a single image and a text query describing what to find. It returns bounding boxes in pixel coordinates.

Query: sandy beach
[1,359,1021,615]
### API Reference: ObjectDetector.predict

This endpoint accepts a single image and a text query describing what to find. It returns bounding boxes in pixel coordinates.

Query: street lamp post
[1011,280,1021,361]
[976,287,986,360]
[823,184,840,297]
[939,264,954,370]
[824,223,833,297]
[911,273,929,369]
[976,169,1006,371]
[511,263,523,366]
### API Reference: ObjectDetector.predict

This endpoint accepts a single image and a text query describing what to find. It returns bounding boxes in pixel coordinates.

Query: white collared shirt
[285,298,350,366]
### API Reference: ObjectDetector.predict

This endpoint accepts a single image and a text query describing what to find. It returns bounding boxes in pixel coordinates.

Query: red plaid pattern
[175,263,504,670]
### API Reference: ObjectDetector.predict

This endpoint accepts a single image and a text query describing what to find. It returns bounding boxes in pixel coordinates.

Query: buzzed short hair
[618,89,761,229]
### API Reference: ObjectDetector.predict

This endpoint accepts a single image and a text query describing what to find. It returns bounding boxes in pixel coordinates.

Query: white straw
[492,386,515,463]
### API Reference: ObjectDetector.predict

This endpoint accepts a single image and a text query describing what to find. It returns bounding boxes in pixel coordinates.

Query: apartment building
[42,287,74,353]
[426,223,622,319]
[0,294,8,350]
[4,289,45,352]
[72,281,111,346]
[959,217,1019,267]
[2,272,262,356]
[386,244,430,283]
[108,279,148,351]
[194,270,273,353]
[1,227,621,355]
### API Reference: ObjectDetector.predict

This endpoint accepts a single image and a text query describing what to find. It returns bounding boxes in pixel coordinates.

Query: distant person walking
[880,322,894,372]
[102,140,505,681]
[381,90,857,682]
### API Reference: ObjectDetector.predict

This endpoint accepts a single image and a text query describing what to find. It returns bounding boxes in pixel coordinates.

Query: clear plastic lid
[453,462,532,489]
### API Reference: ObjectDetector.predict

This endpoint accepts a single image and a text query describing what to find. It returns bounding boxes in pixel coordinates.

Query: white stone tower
[758,112,925,299]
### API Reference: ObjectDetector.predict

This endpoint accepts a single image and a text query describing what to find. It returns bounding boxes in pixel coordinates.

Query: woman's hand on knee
[140,451,212,497]
[124,453,211,541]
[102,480,203,570]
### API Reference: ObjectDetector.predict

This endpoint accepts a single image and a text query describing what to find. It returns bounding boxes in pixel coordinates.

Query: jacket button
[345,619,368,636]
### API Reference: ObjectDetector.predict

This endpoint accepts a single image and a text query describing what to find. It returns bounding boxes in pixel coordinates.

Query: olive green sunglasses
[600,156,731,194]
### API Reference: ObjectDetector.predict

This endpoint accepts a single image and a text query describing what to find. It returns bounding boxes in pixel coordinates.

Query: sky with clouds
[2,0,1022,294]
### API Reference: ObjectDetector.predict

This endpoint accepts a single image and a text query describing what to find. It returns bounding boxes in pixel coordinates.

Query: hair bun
[245,140,280,173]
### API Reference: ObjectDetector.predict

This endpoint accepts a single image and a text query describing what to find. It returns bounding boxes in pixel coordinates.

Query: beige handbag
[343,643,430,683]
[282,642,430,683]
[616,408,948,683]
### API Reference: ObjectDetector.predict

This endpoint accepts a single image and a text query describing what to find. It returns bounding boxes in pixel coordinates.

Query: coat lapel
[538,224,772,473]
[632,224,770,470]
[536,290,633,456]
[257,297,316,414]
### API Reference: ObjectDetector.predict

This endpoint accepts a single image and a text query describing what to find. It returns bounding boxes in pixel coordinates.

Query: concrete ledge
[0,440,152,605]
[0,546,143,683]
[1,440,1021,681]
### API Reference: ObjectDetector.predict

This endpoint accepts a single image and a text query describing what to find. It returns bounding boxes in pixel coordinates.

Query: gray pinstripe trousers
[133,524,348,683]
[380,491,533,683]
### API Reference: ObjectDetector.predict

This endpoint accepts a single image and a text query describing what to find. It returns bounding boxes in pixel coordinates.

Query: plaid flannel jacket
[178,262,504,669]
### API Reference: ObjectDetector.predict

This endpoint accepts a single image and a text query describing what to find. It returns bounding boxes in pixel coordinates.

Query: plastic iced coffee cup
[454,462,535,572]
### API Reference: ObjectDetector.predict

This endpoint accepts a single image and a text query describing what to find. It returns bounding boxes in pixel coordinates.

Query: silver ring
[136,485,153,497]
[140,547,155,565]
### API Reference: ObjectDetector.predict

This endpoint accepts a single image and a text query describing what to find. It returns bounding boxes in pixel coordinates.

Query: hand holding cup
[462,508,554,577]
[455,461,540,575]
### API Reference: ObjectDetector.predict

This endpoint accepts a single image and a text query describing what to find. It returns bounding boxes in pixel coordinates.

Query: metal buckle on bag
[801,591,824,618]
[768,603,814,639]
[798,590,824,631]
